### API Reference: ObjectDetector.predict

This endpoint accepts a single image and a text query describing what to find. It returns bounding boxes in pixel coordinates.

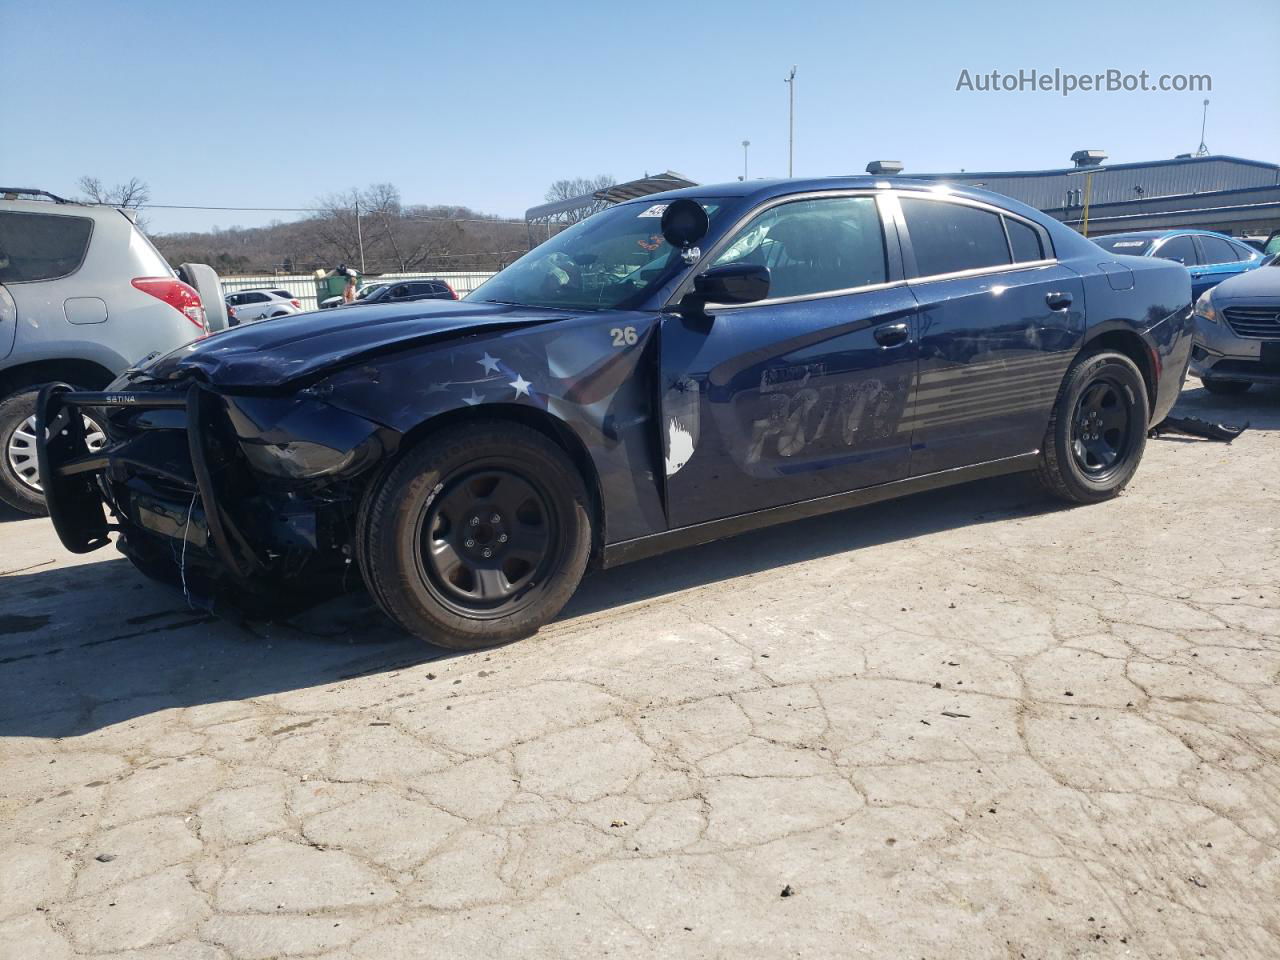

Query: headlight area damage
[36,381,397,614]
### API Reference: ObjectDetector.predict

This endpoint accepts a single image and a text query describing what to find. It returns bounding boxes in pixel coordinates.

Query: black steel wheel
[360,421,592,649]
[1037,349,1149,504]
[417,467,558,618]
[1069,377,1135,481]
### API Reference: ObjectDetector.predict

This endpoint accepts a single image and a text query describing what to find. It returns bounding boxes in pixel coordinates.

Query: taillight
[133,277,208,333]
[290,299,302,309]
[443,283,458,300]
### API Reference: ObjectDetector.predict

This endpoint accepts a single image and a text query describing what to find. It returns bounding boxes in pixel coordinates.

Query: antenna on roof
[1195,99,1210,157]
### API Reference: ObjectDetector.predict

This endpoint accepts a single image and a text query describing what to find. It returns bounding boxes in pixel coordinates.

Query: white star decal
[509,374,532,399]
[463,389,483,406]
[478,352,500,374]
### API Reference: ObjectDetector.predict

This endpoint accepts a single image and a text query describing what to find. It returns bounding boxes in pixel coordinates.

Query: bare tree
[150,188,523,275]
[544,175,616,224]
[78,175,151,229]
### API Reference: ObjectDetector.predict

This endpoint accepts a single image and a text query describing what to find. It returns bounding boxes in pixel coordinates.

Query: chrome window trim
[905,258,1059,286]
[700,277,910,312]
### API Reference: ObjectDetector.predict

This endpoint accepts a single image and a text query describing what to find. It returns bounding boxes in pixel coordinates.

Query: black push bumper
[36,382,260,580]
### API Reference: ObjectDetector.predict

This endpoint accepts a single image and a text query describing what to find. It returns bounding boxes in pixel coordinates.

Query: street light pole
[784,66,797,177]
[354,198,366,273]
[742,140,750,180]
[1196,99,1210,157]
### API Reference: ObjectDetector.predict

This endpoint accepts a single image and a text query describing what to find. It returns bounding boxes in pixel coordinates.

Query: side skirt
[601,452,1042,568]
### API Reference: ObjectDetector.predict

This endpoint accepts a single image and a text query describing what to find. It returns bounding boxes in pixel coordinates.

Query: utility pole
[1195,99,1210,157]
[742,140,751,180]
[784,66,797,177]
[354,197,366,273]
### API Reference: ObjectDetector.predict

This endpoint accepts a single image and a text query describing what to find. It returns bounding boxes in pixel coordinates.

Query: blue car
[1094,229,1265,299]
[37,178,1193,648]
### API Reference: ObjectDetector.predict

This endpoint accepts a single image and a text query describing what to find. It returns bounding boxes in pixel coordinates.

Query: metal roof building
[524,171,696,244]
[904,154,1280,237]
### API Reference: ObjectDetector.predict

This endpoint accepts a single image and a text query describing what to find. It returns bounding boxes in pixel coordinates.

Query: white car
[0,188,218,514]
[224,288,303,324]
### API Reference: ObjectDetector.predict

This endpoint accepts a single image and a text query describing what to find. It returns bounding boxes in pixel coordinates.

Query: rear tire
[1202,378,1251,396]
[1036,349,1149,504]
[359,421,592,649]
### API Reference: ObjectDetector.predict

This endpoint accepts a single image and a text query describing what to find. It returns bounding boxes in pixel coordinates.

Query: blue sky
[4,0,1277,235]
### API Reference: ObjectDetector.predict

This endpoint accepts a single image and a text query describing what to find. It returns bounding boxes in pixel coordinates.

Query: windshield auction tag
[637,204,669,218]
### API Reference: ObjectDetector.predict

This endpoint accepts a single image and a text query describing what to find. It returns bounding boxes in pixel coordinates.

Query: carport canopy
[524,171,697,226]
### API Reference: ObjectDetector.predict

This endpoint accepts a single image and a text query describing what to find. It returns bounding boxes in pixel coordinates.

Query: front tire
[1202,378,1251,396]
[1036,349,1149,504]
[359,421,592,649]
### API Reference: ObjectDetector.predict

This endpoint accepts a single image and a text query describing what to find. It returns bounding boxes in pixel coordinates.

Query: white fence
[219,271,497,310]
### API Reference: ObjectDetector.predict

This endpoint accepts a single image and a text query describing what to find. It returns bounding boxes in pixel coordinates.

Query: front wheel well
[395,404,606,559]
[0,359,117,401]
[1080,330,1156,408]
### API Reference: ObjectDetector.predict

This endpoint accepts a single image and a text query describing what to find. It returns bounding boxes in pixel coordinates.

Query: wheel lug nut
[498,534,508,543]
[465,539,475,548]
[490,513,501,523]
[482,547,492,558]
[470,516,479,526]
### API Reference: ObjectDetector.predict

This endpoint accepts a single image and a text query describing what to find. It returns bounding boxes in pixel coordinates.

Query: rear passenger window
[900,198,1012,276]
[1005,218,1044,263]
[711,195,887,299]
[1199,236,1239,264]
[0,211,93,283]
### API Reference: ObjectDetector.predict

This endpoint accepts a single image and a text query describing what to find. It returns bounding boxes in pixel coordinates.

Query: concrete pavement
[2,382,1277,959]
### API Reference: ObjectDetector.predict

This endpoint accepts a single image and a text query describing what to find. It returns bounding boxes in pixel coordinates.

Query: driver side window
[712,196,887,299]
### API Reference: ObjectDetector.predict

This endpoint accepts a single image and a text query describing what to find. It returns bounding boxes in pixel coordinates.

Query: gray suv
[0,189,219,513]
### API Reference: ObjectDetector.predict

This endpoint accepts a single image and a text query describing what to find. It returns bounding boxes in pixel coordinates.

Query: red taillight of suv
[290,299,302,309]
[442,282,458,300]
[132,277,208,333]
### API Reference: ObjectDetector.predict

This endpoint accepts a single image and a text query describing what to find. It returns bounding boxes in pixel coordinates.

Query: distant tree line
[76,175,617,276]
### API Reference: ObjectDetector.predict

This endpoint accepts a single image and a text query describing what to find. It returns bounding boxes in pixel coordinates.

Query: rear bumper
[36,382,393,608]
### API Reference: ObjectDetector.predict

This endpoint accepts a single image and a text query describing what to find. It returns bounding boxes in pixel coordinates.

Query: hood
[1211,265,1280,302]
[145,299,568,388]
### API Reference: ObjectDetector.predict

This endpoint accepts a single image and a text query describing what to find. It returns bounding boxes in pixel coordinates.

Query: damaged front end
[36,379,398,614]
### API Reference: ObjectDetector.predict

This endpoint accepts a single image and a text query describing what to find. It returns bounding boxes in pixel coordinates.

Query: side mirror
[693,263,770,304]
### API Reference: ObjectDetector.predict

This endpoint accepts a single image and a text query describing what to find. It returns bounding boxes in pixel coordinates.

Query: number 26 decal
[610,326,638,347]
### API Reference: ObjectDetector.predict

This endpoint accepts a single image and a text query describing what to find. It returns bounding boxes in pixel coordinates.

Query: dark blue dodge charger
[38,178,1193,648]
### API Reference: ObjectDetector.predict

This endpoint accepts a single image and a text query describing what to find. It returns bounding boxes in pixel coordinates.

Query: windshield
[356,284,387,301]
[471,199,728,311]
[1094,235,1155,256]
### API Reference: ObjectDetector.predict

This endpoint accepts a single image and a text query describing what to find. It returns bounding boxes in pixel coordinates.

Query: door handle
[1045,291,1073,311]
[874,322,910,347]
